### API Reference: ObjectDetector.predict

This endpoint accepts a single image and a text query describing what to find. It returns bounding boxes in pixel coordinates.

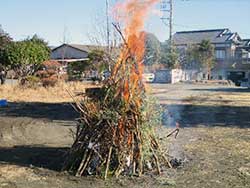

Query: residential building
[51,44,106,78]
[173,29,250,84]
[50,44,93,63]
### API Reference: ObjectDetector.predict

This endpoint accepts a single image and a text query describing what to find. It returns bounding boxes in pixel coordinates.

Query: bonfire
[63,0,172,179]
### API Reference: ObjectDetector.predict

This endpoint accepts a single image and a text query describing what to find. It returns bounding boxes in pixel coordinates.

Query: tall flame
[113,0,159,103]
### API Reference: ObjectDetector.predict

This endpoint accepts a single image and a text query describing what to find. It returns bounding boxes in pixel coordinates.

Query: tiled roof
[173,29,237,45]
[242,39,250,47]
[52,44,106,53]
[69,44,106,52]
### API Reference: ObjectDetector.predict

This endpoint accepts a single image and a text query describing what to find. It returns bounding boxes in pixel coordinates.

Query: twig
[112,23,128,47]
[166,128,180,138]
[77,150,93,176]
[153,152,161,175]
[104,146,113,180]
[76,150,88,176]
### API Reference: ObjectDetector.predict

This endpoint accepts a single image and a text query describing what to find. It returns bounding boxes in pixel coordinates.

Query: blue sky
[0,0,249,46]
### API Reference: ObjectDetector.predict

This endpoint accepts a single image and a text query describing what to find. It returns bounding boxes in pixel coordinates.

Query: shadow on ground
[190,87,250,93]
[0,146,69,171]
[0,102,78,122]
[162,104,250,128]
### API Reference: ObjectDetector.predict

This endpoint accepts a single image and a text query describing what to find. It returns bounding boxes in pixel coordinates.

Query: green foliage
[144,33,161,65]
[0,26,12,70]
[88,49,108,73]
[160,42,179,68]
[141,96,163,159]
[144,35,180,69]
[26,75,40,83]
[187,40,214,78]
[2,35,50,77]
[0,25,12,51]
[67,61,90,80]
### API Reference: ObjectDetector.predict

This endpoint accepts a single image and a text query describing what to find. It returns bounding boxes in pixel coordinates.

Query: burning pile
[63,0,171,178]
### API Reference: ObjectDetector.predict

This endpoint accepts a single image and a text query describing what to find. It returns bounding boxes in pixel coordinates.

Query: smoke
[151,9,163,17]
[163,104,182,128]
[113,0,160,37]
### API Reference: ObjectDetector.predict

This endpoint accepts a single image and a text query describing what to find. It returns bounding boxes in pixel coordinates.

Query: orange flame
[113,0,159,103]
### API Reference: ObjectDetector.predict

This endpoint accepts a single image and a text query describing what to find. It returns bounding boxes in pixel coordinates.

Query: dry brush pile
[63,48,172,178]
[63,0,171,179]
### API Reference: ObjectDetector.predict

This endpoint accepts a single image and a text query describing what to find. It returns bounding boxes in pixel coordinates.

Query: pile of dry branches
[63,25,171,178]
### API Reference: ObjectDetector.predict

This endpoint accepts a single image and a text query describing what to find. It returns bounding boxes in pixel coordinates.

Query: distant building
[50,44,107,78]
[173,29,250,84]
[50,44,92,63]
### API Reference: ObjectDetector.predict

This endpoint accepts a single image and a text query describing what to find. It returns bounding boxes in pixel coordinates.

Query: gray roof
[236,39,250,49]
[173,29,238,45]
[242,39,250,47]
[52,44,106,53]
[49,46,54,49]
[69,44,106,52]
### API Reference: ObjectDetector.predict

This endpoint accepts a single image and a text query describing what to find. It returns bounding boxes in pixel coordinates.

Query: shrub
[41,75,58,87]
[20,75,40,88]
[36,60,62,87]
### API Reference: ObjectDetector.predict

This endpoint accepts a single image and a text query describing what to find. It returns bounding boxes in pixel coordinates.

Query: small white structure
[154,69,203,83]
[171,69,183,83]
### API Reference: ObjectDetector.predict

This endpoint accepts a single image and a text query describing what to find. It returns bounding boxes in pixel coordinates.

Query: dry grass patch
[0,164,42,182]
[175,127,250,188]
[0,82,97,103]
[186,127,250,159]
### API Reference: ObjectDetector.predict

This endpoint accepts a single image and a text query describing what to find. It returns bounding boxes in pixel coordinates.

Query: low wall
[155,69,203,83]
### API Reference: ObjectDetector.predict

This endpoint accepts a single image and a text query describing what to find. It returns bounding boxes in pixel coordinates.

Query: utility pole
[106,0,113,72]
[160,0,173,46]
[169,0,173,45]
[106,0,110,51]
[112,0,118,48]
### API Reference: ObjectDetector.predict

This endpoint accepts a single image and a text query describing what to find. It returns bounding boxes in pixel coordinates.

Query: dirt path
[0,83,250,188]
[151,83,217,161]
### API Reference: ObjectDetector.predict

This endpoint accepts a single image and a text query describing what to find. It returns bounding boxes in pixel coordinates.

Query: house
[50,43,95,62]
[173,29,250,84]
[50,44,105,78]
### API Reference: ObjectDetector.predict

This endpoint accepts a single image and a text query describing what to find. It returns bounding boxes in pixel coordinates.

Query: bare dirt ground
[0,83,250,188]
[152,84,250,188]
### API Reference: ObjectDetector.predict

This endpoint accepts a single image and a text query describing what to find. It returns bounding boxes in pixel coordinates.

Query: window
[215,50,226,59]
[242,51,250,59]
